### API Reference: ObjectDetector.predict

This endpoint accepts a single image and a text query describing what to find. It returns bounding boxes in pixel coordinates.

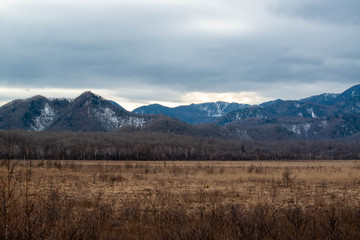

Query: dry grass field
[1,159,360,239]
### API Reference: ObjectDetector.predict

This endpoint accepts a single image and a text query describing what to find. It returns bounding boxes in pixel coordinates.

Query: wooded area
[0,130,359,161]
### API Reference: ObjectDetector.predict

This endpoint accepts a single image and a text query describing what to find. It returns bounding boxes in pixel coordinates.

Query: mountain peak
[78,91,106,100]
[341,84,360,98]
[28,95,48,101]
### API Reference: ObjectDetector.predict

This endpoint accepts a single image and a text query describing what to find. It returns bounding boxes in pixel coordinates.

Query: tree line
[0,130,359,161]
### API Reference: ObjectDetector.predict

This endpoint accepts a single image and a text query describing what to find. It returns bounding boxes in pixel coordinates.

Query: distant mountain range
[1,84,359,141]
[133,102,250,124]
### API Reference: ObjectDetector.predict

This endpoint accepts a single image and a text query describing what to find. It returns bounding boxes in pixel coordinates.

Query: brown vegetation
[1,160,360,239]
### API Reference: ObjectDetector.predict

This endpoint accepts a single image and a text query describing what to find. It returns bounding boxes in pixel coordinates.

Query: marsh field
[1,160,360,239]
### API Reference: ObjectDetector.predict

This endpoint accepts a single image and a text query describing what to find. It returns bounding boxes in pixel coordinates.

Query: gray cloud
[269,0,360,25]
[0,0,359,105]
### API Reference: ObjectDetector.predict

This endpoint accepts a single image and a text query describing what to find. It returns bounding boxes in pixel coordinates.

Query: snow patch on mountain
[213,102,230,117]
[324,93,338,100]
[303,123,311,133]
[291,125,302,135]
[121,117,146,128]
[31,103,57,131]
[94,107,145,131]
[306,108,317,118]
[318,120,328,128]
[289,123,312,135]
[198,102,230,117]
[196,102,249,118]
[94,108,119,131]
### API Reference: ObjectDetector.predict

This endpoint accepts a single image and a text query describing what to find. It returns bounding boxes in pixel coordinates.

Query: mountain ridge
[0,84,359,141]
[133,101,250,124]
[0,91,150,132]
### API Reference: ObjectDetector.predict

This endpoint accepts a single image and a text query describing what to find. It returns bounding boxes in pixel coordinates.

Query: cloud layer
[0,0,359,109]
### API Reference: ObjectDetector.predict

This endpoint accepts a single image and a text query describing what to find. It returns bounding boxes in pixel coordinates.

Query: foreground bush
[1,190,360,239]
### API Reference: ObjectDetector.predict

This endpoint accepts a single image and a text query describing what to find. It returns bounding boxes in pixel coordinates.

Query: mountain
[299,84,360,107]
[259,99,284,107]
[133,101,250,124]
[0,95,71,131]
[299,93,339,105]
[219,114,360,141]
[220,84,360,123]
[48,91,148,131]
[1,84,360,141]
[133,84,360,126]
[331,85,360,114]
[0,91,149,132]
[216,84,360,140]
[218,101,339,125]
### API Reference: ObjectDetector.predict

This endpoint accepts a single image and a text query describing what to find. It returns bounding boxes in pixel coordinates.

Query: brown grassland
[1,159,360,239]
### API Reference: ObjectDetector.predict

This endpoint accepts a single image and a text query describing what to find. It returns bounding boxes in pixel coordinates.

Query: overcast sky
[0,0,359,110]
